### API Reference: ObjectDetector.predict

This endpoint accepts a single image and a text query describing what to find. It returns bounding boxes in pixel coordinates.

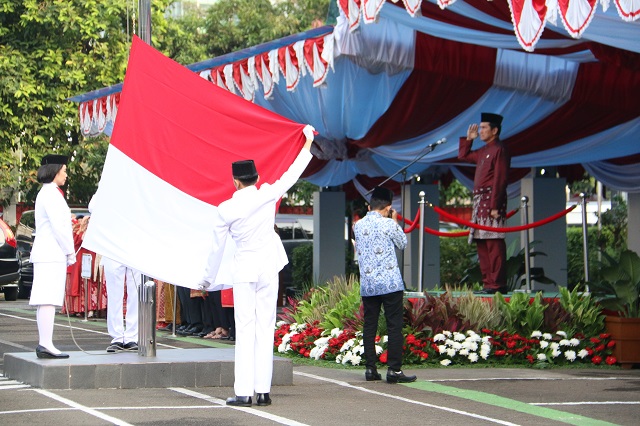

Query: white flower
[552,349,562,358]
[340,338,355,353]
[438,345,447,354]
[445,339,454,347]
[330,328,342,338]
[443,331,452,337]
[446,348,457,357]
[440,359,452,366]
[291,323,307,332]
[480,344,491,359]
[537,353,547,361]
[349,355,362,366]
[382,335,388,344]
[451,342,463,350]
[459,349,470,356]
[433,333,446,342]
[540,341,549,349]
[276,320,287,328]
[569,338,580,347]
[559,339,570,346]
[453,332,465,342]
[468,353,479,363]
[462,341,478,352]
[482,336,492,343]
[564,350,576,362]
[341,352,353,365]
[353,345,364,355]
[556,331,567,337]
[531,331,542,338]
[282,334,292,344]
[314,337,330,347]
[335,354,343,364]
[542,333,553,340]
[309,346,327,360]
[466,330,478,337]
[550,342,559,350]
[375,345,384,355]
[278,342,289,353]
[578,349,589,358]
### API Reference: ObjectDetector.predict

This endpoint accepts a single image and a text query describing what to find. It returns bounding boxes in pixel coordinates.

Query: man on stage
[458,113,511,294]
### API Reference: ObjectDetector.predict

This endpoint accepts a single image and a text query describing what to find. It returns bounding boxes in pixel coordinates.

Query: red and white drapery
[78,34,333,135]
[337,0,639,52]
[79,93,119,137]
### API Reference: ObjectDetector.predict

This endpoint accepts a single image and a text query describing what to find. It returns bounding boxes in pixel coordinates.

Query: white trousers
[232,272,278,397]
[103,258,140,344]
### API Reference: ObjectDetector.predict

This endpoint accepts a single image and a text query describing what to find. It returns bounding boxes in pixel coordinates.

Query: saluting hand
[467,124,478,141]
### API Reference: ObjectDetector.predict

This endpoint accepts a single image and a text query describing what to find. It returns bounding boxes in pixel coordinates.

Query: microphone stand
[365,140,445,284]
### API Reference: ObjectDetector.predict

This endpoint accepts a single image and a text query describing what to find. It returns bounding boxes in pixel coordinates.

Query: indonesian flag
[82,36,309,289]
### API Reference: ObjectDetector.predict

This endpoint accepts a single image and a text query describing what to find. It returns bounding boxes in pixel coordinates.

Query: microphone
[427,138,447,149]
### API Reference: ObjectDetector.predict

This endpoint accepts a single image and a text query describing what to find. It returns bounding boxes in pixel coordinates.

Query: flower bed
[274,321,617,367]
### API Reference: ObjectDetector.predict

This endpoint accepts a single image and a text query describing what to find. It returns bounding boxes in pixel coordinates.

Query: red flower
[590,337,601,344]
[526,355,534,364]
[599,333,611,339]
[406,334,416,344]
[591,356,602,365]
[595,344,606,352]
[605,356,617,365]
[495,350,506,356]
[607,340,616,348]
[506,340,517,349]
[379,351,388,364]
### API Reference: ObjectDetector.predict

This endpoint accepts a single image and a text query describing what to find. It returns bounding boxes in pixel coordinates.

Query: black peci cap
[480,113,503,126]
[41,154,68,166]
[232,160,258,180]
[371,186,394,203]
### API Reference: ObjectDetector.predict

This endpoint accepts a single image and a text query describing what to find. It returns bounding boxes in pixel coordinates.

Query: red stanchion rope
[398,210,469,237]
[431,203,577,233]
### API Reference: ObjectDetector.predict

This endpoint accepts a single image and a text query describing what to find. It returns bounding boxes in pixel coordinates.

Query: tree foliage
[1,0,329,208]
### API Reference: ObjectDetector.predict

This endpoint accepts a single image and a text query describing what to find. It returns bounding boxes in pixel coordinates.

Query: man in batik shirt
[354,186,416,384]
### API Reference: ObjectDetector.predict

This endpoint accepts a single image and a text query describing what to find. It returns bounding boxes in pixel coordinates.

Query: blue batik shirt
[354,210,407,297]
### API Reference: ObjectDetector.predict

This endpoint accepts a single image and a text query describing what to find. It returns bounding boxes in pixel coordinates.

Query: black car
[15,208,90,299]
[0,215,20,301]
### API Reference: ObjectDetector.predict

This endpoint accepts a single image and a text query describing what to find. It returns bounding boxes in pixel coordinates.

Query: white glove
[67,254,76,266]
[197,280,210,291]
[303,124,315,142]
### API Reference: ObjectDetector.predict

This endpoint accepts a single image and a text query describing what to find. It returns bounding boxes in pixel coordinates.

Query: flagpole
[136,0,157,357]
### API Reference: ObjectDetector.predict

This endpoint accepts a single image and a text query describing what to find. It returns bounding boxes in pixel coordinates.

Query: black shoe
[176,324,189,332]
[256,393,271,406]
[106,342,125,353]
[474,288,504,295]
[365,368,381,381]
[226,395,252,407]
[197,329,213,338]
[123,342,139,351]
[36,345,69,359]
[159,323,174,331]
[386,369,417,384]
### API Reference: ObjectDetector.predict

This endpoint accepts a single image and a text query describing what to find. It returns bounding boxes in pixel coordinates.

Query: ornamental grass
[274,277,617,368]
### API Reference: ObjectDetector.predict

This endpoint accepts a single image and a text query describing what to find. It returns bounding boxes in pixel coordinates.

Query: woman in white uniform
[29,154,76,359]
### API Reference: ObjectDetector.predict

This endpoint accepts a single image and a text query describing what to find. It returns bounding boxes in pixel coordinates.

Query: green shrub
[292,244,313,289]
[495,292,545,336]
[440,237,476,286]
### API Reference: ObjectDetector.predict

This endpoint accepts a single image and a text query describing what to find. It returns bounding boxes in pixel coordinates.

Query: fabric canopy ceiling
[72,0,640,195]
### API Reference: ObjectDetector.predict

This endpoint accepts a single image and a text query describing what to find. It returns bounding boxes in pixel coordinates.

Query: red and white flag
[82,36,308,289]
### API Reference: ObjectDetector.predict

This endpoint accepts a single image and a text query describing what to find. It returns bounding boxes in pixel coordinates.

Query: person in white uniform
[29,154,76,359]
[201,125,315,407]
[103,257,141,352]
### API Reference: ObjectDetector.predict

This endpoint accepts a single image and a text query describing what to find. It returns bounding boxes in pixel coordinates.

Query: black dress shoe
[36,345,69,359]
[473,288,501,294]
[365,368,381,381]
[386,369,417,384]
[256,393,271,406]
[226,395,252,407]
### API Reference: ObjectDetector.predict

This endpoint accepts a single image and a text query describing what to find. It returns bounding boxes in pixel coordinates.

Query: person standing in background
[458,112,511,294]
[354,186,415,384]
[29,154,76,359]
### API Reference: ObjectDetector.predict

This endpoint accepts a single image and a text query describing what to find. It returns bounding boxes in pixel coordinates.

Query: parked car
[15,208,90,299]
[0,215,20,301]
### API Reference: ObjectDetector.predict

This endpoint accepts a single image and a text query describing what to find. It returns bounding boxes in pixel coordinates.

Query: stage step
[3,347,292,389]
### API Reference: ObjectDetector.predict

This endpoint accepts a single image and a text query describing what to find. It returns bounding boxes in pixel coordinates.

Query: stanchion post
[521,196,532,293]
[172,284,177,337]
[580,193,590,293]
[80,253,93,322]
[138,276,157,357]
[417,191,425,293]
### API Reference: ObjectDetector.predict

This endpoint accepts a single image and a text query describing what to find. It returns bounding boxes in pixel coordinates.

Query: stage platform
[3,347,293,390]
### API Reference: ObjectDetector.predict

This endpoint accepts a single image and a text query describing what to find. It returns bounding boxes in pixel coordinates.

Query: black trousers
[362,290,404,371]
